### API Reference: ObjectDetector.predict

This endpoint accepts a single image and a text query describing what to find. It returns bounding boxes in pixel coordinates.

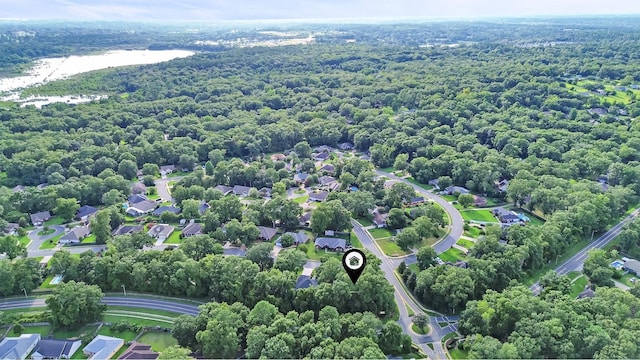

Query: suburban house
[126,200,158,217]
[148,224,175,242]
[152,206,181,217]
[320,164,335,174]
[492,208,520,223]
[407,196,425,206]
[259,187,272,198]
[372,208,388,228]
[299,212,311,227]
[12,185,25,193]
[279,231,309,246]
[82,336,124,360]
[577,287,596,300]
[131,182,147,195]
[314,145,334,153]
[112,225,144,237]
[495,179,509,193]
[318,176,336,187]
[314,237,347,252]
[309,191,329,202]
[294,173,310,184]
[473,195,488,207]
[257,226,278,241]
[428,179,439,189]
[181,221,203,238]
[3,223,19,235]
[159,165,176,175]
[76,205,98,222]
[30,211,51,227]
[383,180,398,189]
[295,275,318,290]
[338,142,355,150]
[444,186,470,195]
[624,259,640,276]
[233,185,253,197]
[214,185,233,195]
[0,333,40,360]
[312,152,330,161]
[588,108,607,116]
[270,153,286,161]
[127,194,147,205]
[117,342,158,360]
[31,339,81,360]
[59,226,91,244]
[199,202,210,215]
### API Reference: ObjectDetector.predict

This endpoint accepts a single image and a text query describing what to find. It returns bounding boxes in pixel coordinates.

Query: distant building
[30,211,51,227]
[127,194,147,205]
[82,336,124,360]
[444,186,470,195]
[31,339,82,360]
[181,221,203,238]
[76,205,98,222]
[492,208,520,223]
[131,182,147,195]
[214,185,233,195]
[295,275,318,289]
[159,165,175,175]
[309,191,329,202]
[59,226,91,244]
[232,185,253,197]
[126,200,157,216]
[112,225,144,237]
[148,224,175,242]
[473,195,487,207]
[314,237,347,252]
[294,173,310,184]
[624,259,640,276]
[270,154,286,161]
[299,212,312,227]
[3,223,19,236]
[278,231,309,246]
[117,342,158,360]
[0,333,41,360]
[257,226,278,241]
[152,206,181,217]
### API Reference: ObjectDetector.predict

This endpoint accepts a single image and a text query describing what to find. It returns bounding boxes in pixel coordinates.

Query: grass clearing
[164,231,182,244]
[17,235,31,247]
[37,228,55,236]
[22,325,51,336]
[456,239,475,250]
[408,263,419,273]
[81,234,96,244]
[406,304,415,317]
[98,325,138,341]
[137,332,178,351]
[44,217,66,226]
[460,209,497,222]
[355,216,373,227]
[567,271,582,281]
[411,323,427,334]
[449,346,469,359]
[102,315,170,328]
[440,195,458,202]
[106,306,183,318]
[349,232,363,249]
[293,195,309,204]
[570,275,589,298]
[369,228,393,239]
[39,239,58,250]
[439,248,466,262]
[405,177,434,191]
[620,273,639,287]
[53,324,99,339]
[294,189,306,194]
[306,245,342,261]
[376,238,409,257]
[464,227,483,238]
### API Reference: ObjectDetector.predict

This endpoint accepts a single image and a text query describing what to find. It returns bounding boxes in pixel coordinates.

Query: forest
[2,17,640,358]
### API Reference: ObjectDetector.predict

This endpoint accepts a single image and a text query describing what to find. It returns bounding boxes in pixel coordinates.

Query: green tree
[294,141,312,159]
[158,346,192,360]
[46,281,105,329]
[412,313,429,332]
[310,200,351,234]
[458,193,474,208]
[142,163,159,176]
[393,153,409,172]
[246,242,274,271]
[0,236,26,260]
[386,208,408,230]
[274,249,307,272]
[182,199,201,220]
[396,228,420,250]
[91,210,111,245]
[54,197,79,222]
[118,159,138,180]
[416,247,437,270]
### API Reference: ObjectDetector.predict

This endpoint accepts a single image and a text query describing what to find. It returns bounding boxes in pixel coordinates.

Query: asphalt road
[530,209,640,295]
[27,225,65,249]
[352,220,452,359]
[0,296,200,316]
[375,170,464,254]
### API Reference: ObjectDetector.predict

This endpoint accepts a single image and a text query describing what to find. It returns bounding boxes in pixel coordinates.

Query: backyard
[137,332,178,351]
[163,230,182,244]
[459,210,498,223]
[570,275,589,298]
[439,248,466,262]
[376,238,409,257]
[456,239,475,250]
[369,228,394,239]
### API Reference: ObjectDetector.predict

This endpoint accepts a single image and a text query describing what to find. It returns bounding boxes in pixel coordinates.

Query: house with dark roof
[320,164,335,174]
[309,191,329,202]
[407,197,425,206]
[31,339,81,360]
[444,186,470,195]
[127,194,147,205]
[59,226,91,244]
[372,211,388,228]
[279,231,309,246]
[624,259,640,276]
[148,224,175,242]
[294,173,309,184]
[199,202,210,215]
[214,185,233,195]
[495,179,509,193]
[112,225,144,237]
[257,226,278,241]
[492,208,519,223]
[131,182,147,195]
[12,185,26,193]
[314,237,347,252]
[312,152,330,161]
[126,200,157,217]
[295,275,318,289]
[338,142,354,150]
[117,342,158,360]
[30,211,51,227]
[577,287,595,300]
[159,165,175,175]
[181,221,203,238]
[0,334,40,360]
[76,205,98,222]
[82,336,124,360]
[3,223,19,235]
[299,212,311,227]
[473,195,487,207]
[37,183,48,190]
[233,185,253,197]
[259,187,272,198]
[152,206,181,217]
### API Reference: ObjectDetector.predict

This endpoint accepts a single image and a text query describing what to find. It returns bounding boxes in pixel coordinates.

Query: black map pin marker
[342,249,366,284]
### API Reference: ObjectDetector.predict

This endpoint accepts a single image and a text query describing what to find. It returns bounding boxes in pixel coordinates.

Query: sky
[0,0,639,21]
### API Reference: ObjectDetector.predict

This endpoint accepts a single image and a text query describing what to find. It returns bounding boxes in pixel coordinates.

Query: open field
[355,216,373,227]
[460,210,497,222]
[44,217,66,226]
[376,238,409,257]
[164,231,182,244]
[439,248,466,262]
[369,228,393,239]
[293,195,309,204]
[138,332,178,351]
[456,239,475,250]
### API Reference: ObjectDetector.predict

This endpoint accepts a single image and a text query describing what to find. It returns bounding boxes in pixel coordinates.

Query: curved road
[375,170,464,254]
[0,296,200,317]
[531,209,640,295]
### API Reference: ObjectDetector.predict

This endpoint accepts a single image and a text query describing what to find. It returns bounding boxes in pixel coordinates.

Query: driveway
[27,225,65,251]
[154,178,179,202]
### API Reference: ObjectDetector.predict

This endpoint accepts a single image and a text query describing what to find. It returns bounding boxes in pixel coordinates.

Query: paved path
[352,220,452,359]
[530,209,640,295]
[375,170,464,254]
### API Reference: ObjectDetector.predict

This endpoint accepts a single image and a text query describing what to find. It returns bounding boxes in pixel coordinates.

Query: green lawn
[408,263,420,273]
[37,228,55,236]
[81,234,96,244]
[39,238,58,250]
[44,216,66,226]
[456,239,475,250]
[164,231,182,244]
[305,244,343,261]
[379,166,396,173]
[570,275,589,298]
[405,177,434,191]
[376,238,409,257]
[39,274,57,289]
[440,195,458,202]
[17,235,31,247]
[103,315,170,328]
[565,81,639,105]
[349,232,363,249]
[566,271,582,281]
[460,210,497,223]
[22,325,51,336]
[294,189,306,194]
[464,227,483,238]
[411,323,427,334]
[620,273,639,287]
[355,216,373,227]
[52,324,99,339]
[439,248,466,262]
[98,325,138,342]
[106,306,183,318]
[449,346,469,359]
[369,228,393,239]
[137,332,178,351]
[293,195,309,204]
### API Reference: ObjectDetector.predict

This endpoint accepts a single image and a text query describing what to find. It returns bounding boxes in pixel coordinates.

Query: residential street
[530,209,640,295]
[26,225,65,250]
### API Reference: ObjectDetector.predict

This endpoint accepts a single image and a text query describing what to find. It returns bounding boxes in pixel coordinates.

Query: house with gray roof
[82,336,124,360]
[76,205,98,222]
[181,221,203,238]
[318,176,336,186]
[295,275,318,289]
[12,185,25,193]
[624,259,640,276]
[309,191,329,202]
[312,152,330,161]
[299,212,311,227]
[131,182,147,195]
[314,237,347,252]
[3,223,19,235]
[148,224,175,242]
[31,339,81,360]
[444,186,470,195]
[320,164,335,174]
[294,172,310,184]
[214,185,233,195]
[199,202,210,215]
[492,208,519,223]
[112,225,144,237]
[127,194,147,205]
[152,206,181,217]
[30,211,51,227]
[126,200,157,216]
[257,226,278,241]
[233,185,253,197]
[279,231,309,246]
[0,334,40,360]
[59,226,91,244]
[159,165,175,175]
